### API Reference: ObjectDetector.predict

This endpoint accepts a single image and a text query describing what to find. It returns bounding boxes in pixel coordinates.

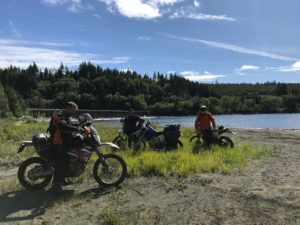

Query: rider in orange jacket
[48,102,80,187]
[194,105,216,146]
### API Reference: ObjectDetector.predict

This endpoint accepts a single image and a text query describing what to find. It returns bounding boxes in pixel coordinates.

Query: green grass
[119,141,270,177]
[99,211,125,225]
[0,119,271,177]
[0,179,20,195]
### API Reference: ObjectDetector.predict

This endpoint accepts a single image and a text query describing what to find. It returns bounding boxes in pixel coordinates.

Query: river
[94,113,300,129]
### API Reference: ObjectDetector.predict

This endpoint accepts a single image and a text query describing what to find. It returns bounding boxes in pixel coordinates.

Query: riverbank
[1,128,300,224]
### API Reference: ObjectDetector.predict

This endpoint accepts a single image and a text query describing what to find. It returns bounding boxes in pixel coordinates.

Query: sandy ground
[1,129,300,225]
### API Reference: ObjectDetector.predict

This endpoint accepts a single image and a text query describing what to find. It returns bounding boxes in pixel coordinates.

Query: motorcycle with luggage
[131,121,183,152]
[17,119,127,190]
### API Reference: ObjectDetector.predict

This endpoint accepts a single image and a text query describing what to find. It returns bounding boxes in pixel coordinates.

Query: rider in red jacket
[194,105,216,146]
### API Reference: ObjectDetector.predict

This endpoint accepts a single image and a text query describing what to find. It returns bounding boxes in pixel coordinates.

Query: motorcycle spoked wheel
[217,136,234,148]
[113,135,127,150]
[93,154,127,187]
[18,157,53,190]
[189,135,205,148]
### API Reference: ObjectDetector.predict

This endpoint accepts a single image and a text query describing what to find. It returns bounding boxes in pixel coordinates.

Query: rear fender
[18,141,33,153]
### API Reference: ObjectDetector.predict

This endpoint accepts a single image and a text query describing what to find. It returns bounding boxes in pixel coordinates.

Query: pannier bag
[163,125,181,149]
[32,133,53,161]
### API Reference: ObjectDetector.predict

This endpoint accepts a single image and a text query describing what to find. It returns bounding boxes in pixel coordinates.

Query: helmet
[200,105,207,111]
[78,113,93,125]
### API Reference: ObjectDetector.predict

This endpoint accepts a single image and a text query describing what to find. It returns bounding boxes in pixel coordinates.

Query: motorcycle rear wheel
[18,157,53,190]
[189,135,202,143]
[132,140,146,152]
[93,154,127,187]
[177,140,183,148]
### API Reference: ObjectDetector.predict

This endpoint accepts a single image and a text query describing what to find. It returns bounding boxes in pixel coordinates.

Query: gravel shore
[1,129,300,225]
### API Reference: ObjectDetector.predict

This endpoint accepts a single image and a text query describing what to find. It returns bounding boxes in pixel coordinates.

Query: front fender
[99,142,120,150]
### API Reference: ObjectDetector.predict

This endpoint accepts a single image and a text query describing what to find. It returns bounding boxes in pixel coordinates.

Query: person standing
[122,108,144,148]
[194,105,216,147]
[48,101,80,188]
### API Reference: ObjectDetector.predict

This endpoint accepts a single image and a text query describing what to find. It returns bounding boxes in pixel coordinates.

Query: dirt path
[1,129,300,225]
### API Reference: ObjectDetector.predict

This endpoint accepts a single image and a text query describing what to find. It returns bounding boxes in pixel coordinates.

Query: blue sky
[0,0,300,83]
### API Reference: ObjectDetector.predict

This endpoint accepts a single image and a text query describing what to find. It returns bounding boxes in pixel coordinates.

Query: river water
[94,113,300,129]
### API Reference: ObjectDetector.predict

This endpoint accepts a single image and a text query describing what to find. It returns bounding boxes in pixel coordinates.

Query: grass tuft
[100,210,124,225]
[0,179,21,195]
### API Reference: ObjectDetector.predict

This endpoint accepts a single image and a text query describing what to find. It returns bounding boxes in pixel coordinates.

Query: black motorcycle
[131,121,183,151]
[189,126,234,151]
[112,118,128,151]
[17,125,127,190]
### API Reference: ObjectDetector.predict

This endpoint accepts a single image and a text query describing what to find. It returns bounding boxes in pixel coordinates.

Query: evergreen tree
[0,84,9,117]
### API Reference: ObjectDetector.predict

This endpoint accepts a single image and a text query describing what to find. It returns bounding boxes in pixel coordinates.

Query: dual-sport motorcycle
[112,118,129,151]
[189,125,234,150]
[131,121,183,151]
[17,119,127,190]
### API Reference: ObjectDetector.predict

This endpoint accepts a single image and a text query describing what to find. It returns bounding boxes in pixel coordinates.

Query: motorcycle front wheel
[218,136,234,148]
[93,154,127,187]
[18,157,53,190]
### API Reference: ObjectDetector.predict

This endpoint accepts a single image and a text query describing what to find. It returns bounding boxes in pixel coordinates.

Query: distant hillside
[1,62,300,117]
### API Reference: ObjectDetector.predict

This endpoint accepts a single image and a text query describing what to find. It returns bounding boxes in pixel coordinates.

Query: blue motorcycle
[131,121,183,151]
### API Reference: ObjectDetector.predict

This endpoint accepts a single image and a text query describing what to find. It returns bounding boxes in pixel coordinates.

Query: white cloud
[150,0,181,5]
[180,71,225,81]
[167,70,176,74]
[93,14,101,18]
[98,0,234,21]
[238,65,260,71]
[0,39,130,69]
[120,67,134,73]
[8,21,22,38]
[101,0,161,19]
[42,0,94,13]
[138,36,152,41]
[170,3,235,21]
[273,61,300,72]
[194,0,200,8]
[42,0,68,6]
[170,12,235,21]
[68,2,94,13]
[163,34,298,62]
[0,38,72,47]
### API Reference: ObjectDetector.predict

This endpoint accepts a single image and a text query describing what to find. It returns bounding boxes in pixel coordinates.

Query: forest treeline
[0,62,300,117]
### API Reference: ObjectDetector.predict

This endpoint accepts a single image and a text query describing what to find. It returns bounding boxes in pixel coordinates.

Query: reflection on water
[94,113,300,129]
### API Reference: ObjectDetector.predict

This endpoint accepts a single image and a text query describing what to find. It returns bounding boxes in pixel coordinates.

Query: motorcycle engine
[66,156,86,177]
